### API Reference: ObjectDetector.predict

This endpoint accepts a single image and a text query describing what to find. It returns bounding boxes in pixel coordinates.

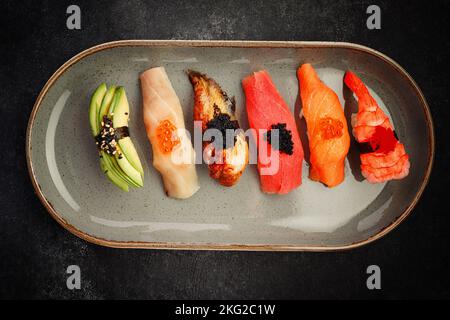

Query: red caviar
[319,117,344,140]
[156,120,180,154]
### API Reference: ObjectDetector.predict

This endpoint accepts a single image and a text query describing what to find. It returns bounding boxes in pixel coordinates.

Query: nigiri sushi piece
[344,71,410,183]
[297,64,350,187]
[140,67,199,199]
[188,70,248,187]
[242,70,304,194]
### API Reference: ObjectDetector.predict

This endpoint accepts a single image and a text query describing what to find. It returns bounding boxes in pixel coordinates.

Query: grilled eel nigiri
[188,70,248,187]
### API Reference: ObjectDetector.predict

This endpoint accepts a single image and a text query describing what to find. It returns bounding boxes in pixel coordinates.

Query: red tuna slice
[242,70,304,194]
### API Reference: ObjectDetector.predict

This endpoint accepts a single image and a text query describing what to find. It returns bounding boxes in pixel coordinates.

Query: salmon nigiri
[344,71,410,183]
[242,70,304,194]
[297,64,350,187]
[140,67,199,199]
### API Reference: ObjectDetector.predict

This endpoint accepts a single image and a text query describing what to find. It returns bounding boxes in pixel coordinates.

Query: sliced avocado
[98,85,117,125]
[108,87,121,117]
[115,145,144,187]
[99,154,129,192]
[93,85,132,191]
[111,87,145,175]
[111,87,129,127]
[103,152,140,188]
[89,83,107,136]
[94,85,143,189]
[101,151,130,186]
[118,137,144,175]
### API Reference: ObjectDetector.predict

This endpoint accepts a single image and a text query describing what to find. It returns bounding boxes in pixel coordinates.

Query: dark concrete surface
[0,0,448,299]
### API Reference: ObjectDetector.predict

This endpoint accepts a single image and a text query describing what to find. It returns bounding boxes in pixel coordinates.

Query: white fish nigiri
[140,67,199,199]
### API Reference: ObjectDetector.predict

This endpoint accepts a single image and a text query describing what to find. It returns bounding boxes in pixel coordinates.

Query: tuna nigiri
[188,70,248,187]
[344,71,410,183]
[140,67,199,199]
[242,70,304,194]
[297,64,350,188]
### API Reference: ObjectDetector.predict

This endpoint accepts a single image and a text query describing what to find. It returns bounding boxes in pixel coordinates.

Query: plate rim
[26,40,435,251]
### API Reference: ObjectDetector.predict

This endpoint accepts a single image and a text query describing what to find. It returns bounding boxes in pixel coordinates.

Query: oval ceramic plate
[26,40,434,251]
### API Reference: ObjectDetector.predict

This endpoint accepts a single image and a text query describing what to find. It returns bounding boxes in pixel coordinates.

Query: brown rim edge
[26,40,435,251]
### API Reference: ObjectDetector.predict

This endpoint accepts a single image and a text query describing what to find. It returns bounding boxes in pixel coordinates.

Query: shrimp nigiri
[344,71,410,183]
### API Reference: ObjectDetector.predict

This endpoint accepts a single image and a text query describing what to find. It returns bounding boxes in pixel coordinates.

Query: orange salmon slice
[297,64,350,188]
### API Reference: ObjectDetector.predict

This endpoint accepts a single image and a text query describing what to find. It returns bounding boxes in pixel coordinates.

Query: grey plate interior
[27,41,432,250]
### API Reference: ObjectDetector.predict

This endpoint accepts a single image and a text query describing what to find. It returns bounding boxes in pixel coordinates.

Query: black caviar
[206,105,240,150]
[266,123,294,155]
